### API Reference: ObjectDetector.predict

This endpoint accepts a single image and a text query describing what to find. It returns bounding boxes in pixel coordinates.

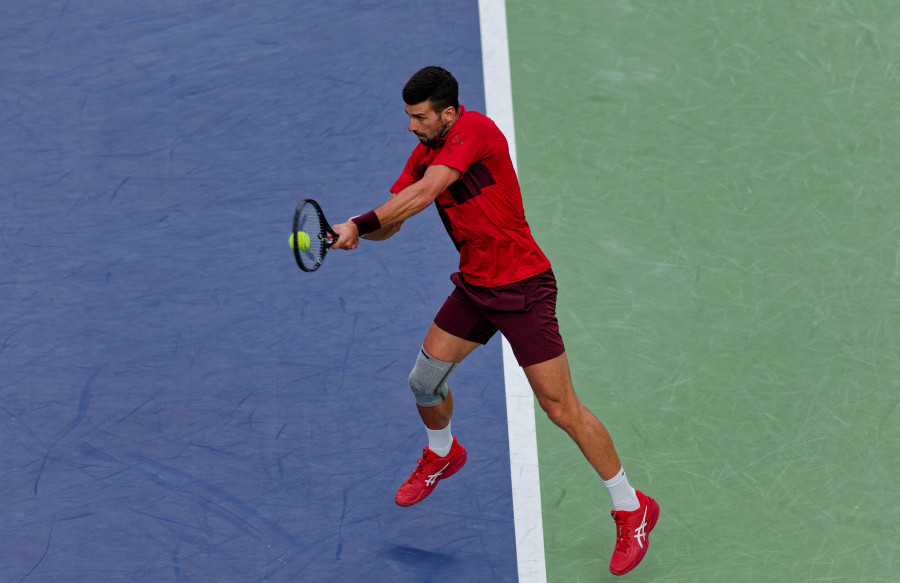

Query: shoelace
[405,448,436,483]
[613,514,631,552]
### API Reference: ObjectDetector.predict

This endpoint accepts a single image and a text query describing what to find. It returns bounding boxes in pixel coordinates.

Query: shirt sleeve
[390,146,427,194]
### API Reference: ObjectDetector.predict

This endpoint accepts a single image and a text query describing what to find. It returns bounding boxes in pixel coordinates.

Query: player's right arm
[361,192,404,240]
[372,164,460,226]
[362,222,403,240]
[331,164,460,249]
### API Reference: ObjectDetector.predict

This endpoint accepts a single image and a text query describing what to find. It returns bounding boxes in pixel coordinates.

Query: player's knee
[538,398,566,427]
[408,347,457,407]
[537,394,580,430]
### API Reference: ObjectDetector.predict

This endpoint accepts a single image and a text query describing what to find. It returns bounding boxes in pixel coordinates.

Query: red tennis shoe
[395,437,467,507]
[609,490,660,575]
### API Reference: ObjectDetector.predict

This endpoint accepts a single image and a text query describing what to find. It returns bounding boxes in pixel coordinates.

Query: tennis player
[330,66,658,575]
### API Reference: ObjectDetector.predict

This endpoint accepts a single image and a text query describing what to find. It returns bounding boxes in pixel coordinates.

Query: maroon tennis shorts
[433,269,565,367]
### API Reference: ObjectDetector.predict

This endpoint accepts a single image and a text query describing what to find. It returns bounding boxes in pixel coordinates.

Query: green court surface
[507,1,900,581]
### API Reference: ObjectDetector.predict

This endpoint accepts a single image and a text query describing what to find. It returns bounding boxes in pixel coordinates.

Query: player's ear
[441,106,457,122]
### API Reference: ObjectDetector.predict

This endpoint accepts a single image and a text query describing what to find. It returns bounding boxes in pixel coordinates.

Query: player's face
[405,101,454,148]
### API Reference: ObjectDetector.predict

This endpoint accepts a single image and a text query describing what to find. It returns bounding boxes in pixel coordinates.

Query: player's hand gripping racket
[291,199,338,272]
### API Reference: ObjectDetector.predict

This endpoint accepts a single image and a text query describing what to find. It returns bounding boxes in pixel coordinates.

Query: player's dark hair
[402,66,459,114]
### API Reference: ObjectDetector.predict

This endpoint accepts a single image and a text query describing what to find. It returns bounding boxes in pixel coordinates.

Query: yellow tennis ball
[290,231,310,251]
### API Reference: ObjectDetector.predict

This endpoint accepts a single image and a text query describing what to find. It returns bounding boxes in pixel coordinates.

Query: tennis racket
[292,199,338,272]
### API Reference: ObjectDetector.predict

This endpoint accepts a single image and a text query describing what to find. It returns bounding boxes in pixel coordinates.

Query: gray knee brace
[408,347,457,407]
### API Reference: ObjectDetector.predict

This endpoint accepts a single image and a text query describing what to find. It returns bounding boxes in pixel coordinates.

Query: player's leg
[486,271,627,482]
[493,269,659,575]
[416,322,481,430]
[522,352,621,479]
[395,290,495,507]
[524,353,659,575]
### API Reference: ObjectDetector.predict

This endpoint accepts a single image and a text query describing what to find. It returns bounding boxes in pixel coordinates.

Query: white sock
[426,422,453,457]
[604,467,640,511]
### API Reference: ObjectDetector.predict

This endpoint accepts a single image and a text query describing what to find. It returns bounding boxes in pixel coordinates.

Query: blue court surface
[1,2,518,581]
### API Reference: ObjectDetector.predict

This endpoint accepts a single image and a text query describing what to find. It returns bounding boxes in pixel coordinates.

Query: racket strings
[295,204,329,270]
[292,199,334,272]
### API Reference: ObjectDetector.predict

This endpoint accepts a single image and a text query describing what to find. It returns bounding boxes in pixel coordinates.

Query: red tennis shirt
[391,106,551,287]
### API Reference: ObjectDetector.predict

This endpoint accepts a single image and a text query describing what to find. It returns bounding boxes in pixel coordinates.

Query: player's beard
[415,119,450,148]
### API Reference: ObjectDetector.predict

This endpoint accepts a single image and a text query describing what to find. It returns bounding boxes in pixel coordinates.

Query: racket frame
[292,199,338,272]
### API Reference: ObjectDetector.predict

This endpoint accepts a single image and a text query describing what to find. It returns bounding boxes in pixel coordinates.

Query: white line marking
[478,1,547,581]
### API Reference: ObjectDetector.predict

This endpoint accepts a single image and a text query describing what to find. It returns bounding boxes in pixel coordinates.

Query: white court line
[478,1,548,582]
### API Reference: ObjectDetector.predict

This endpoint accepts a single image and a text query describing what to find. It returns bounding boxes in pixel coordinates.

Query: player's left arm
[332,164,461,249]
